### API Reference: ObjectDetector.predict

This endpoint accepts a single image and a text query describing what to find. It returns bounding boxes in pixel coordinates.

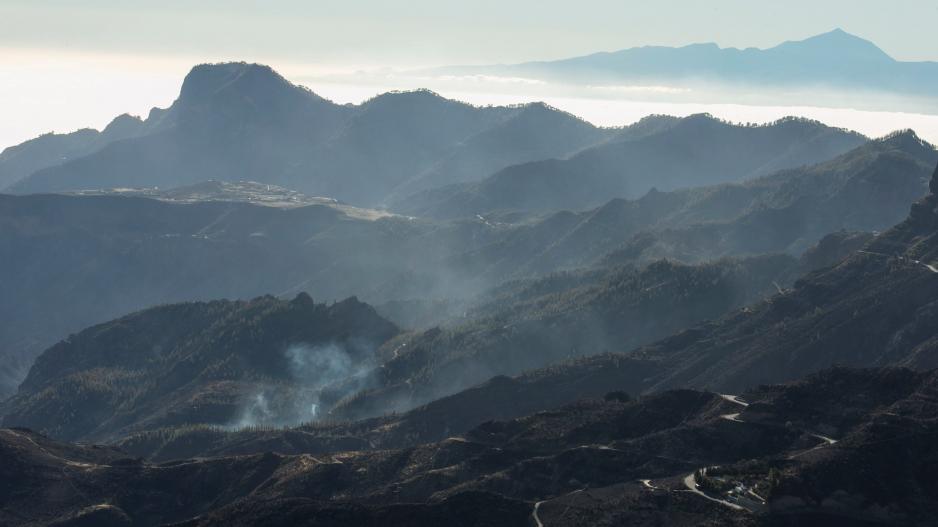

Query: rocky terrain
[1,366,934,526]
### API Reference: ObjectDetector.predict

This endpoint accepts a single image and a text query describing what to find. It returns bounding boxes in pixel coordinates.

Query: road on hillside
[682,471,747,511]
[541,392,837,521]
[532,488,585,527]
[858,250,938,274]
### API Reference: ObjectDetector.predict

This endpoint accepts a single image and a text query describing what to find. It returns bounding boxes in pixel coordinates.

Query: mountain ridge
[4,63,617,205]
[392,113,868,218]
[1,294,399,442]
[422,29,938,113]
[3,365,936,526]
[0,132,930,400]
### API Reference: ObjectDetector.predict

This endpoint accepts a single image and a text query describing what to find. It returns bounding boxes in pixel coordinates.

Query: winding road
[1,429,103,469]
[719,393,748,422]
[858,250,938,274]
[721,413,744,422]
[719,394,749,407]
[682,471,746,511]
[811,434,838,445]
[789,433,839,459]
[532,488,584,527]
[535,392,838,521]
[679,395,753,511]
[532,500,545,527]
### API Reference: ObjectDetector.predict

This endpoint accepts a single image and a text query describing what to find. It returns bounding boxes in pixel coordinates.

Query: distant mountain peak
[678,42,721,52]
[357,89,473,118]
[101,113,143,137]
[366,88,448,105]
[672,113,723,130]
[683,112,717,121]
[514,101,586,123]
[774,28,892,61]
[877,129,935,151]
[520,101,551,111]
[176,62,311,108]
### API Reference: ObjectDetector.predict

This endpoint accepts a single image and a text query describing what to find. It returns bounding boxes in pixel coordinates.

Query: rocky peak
[178,63,285,103]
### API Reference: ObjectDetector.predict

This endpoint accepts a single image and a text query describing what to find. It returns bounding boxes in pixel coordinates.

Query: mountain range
[426,159,938,407]
[0,124,932,400]
[0,114,144,190]
[2,63,616,207]
[3,366,935,526]
[4,55,938,526]
[391,114,867,217]
[2,62,877,215]
[423,29,938,113]
[10,157,938,459]
[5,157,938,440]
[402,131,935,293]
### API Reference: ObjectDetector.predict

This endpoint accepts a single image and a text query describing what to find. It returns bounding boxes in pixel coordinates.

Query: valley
[2,21,938,524]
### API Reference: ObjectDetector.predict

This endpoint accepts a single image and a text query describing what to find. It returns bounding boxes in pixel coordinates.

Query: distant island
[421,29,938,114]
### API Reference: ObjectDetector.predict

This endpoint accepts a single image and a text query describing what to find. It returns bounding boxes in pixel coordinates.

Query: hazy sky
[2,0,938,148]
[4,0,938,65]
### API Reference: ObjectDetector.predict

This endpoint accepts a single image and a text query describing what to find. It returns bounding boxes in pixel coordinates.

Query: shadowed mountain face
[0,294,398,442]
[419,159,938,404]
[0,114,144,190]
[0,191,497,399]
[441,132,935,278]
[313,231,875,422]
[330,141,935,415]
[597,131,937,268]
[335,255,803,420]
[423,29,938,113]
[187,154,938,429]
[0,134,931,400]
[0,233,864,443]
[7,64,344,193]
[366,101,613,202]
[5,63,616,205]
[114,357,660,462]
[392,114,867,218]
[2,367,935,526]
[627,161,938,393]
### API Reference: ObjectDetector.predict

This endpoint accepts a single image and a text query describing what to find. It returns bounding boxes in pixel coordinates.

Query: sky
[2,0,938,149]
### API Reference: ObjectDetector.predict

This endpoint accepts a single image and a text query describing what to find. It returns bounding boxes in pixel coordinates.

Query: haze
[3,0,938,148]
[6,3,938,524]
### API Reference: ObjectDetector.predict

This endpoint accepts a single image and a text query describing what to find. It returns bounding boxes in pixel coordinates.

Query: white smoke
[286,342,355,384]
[225,340,377,429]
